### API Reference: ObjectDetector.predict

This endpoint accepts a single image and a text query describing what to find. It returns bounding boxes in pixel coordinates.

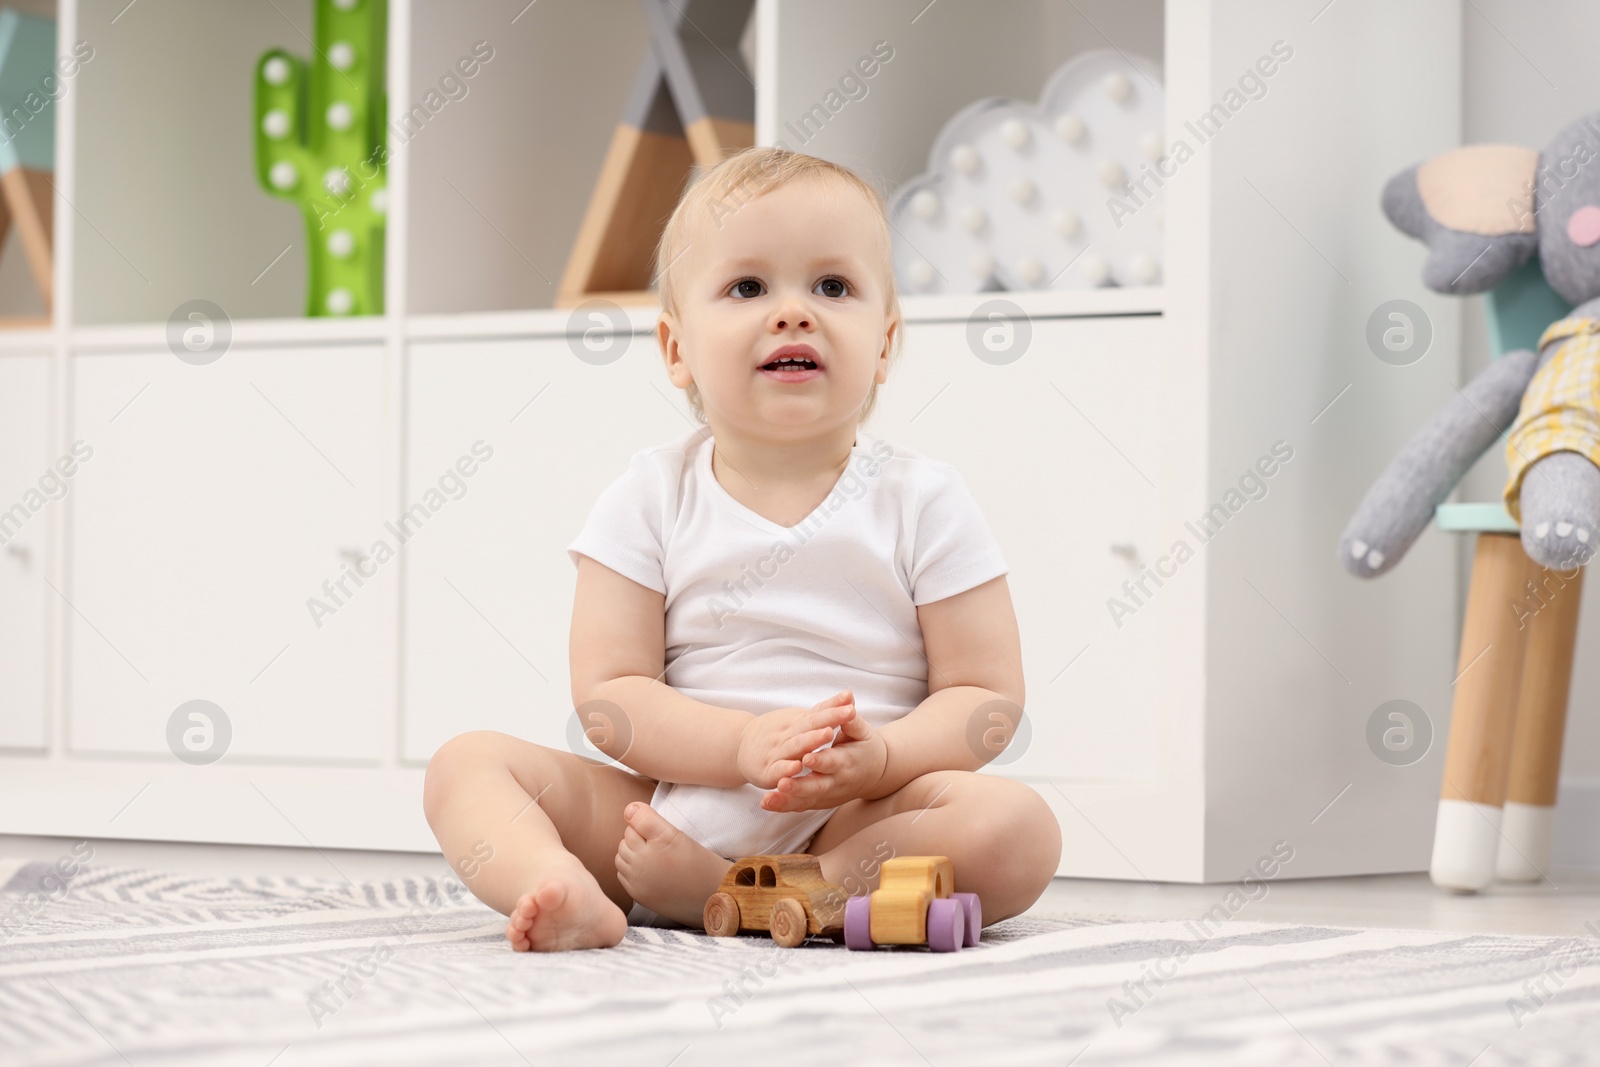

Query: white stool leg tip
[1495,801,1556,882]
[1430,799,1502,892]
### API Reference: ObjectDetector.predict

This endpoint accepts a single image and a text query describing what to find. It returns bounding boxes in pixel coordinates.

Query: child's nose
[772,295,813,331]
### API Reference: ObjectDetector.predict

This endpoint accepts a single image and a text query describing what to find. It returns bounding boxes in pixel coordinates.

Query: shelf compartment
[71,0,318,324]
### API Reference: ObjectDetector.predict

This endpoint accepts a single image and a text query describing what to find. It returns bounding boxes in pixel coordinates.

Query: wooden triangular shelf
[556,0,755,309]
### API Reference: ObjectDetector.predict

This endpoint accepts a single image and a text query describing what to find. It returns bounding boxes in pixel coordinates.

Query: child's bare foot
[504,856,627,952]
[615,802,731,928]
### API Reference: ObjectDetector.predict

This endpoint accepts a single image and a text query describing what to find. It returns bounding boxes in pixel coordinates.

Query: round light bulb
[949,143,981,175]
[1000,118,1031,151]
[323,166,351,196]
[261,109,290,139]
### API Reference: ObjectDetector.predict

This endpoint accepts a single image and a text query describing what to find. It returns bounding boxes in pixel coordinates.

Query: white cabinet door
[69,346,389,762]
[868,312,1163,781]
[403,334,691,762]
[0,354,51,751]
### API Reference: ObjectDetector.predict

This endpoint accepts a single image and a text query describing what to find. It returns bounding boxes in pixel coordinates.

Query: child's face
[658,175,899,441]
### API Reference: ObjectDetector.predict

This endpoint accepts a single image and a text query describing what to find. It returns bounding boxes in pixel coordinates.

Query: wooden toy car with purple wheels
[703,854,847,947]
[844,855,981,952]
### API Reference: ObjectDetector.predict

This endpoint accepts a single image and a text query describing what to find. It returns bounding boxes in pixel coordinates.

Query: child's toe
[505,904,535,950]
[628,804,674,841]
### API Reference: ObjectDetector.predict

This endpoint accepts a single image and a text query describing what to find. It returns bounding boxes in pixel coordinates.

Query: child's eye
[730,278,764,299]
[815,277,850,298]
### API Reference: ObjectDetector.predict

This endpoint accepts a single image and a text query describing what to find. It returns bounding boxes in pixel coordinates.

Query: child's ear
[657,313,689,387]
[1382,144,1540,295]
[876,316,899,383]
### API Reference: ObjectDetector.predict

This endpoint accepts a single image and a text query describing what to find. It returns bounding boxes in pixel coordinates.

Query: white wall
[1199,0,1462,878]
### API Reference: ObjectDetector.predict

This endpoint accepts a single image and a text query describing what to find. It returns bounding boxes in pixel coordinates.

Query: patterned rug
[4,856,1600,1066]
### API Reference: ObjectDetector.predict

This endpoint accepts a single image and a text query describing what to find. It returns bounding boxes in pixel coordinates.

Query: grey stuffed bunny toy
[1341,110,1600,577]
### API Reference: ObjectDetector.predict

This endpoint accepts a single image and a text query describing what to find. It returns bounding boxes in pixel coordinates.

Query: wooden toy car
[703,854,848,947]
[844,856,981,952]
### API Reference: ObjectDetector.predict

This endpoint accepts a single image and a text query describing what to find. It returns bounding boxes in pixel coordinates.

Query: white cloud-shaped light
[888,49,1165,295]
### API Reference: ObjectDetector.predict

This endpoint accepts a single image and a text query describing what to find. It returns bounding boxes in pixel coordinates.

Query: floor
[6,832,1600,938]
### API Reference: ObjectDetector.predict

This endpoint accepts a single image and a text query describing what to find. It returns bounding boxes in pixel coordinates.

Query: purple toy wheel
[951,892,981,947]
[926,897,964,952]
[844,895,874,950]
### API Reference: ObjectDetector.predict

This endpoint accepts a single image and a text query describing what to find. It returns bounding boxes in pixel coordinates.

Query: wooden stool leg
[1430,533,1537,891]
[1496,558,1583,881]
[0,167,54,313]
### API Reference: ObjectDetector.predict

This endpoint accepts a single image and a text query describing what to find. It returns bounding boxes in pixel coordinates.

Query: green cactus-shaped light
[254,0,387,317]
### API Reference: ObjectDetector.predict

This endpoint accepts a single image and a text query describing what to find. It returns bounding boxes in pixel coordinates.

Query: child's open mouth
[760,358,821,382]
[759,346,823,382]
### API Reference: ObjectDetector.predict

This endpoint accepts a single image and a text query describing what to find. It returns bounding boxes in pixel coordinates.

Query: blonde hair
[653,145,904,427]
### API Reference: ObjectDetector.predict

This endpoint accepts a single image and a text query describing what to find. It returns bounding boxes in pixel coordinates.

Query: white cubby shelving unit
[0,0,1463,883]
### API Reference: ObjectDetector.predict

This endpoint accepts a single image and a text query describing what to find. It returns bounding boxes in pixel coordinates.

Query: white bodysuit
[566,426,1008,926]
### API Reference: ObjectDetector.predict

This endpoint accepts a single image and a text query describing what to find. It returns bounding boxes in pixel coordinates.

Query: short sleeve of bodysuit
[567,448,671,595]
[906,461,1009,606]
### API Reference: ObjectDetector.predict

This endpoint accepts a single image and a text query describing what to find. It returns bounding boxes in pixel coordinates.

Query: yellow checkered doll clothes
[1503,316,1600,523]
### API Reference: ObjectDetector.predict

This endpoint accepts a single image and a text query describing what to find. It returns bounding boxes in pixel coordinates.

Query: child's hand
[759,700,887,814]
[738,691,857,791]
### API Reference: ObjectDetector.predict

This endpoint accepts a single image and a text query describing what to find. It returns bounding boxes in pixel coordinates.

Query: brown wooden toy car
[702,854,847,947]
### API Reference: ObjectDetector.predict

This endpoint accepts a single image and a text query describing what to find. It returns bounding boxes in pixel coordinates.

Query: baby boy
[423,146,1061,950]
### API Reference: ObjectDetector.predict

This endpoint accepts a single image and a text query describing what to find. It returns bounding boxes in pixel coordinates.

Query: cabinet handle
[339,546,368,567]
[1108,542,1141,566]
[5,543,29,568]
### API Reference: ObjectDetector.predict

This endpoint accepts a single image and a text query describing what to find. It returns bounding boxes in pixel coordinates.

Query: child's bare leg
[807,770,1061,924]
[422,730,656,951]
